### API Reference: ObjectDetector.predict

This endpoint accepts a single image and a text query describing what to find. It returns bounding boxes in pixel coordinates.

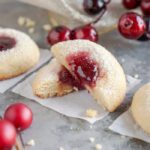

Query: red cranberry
[141,0,150,16]
[122,0,141,9]
[47,26,71,45]
[83,0,106,15]
[4,103,33,131]
[0,120,17,150]
[66,51,100,87]
[59,67,84,90]
[71,24,98,42]
[118,12,146,39]
[0,36,16,51]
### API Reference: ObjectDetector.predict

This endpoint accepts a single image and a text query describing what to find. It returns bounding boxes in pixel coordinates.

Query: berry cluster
[47,24,98,45]
[47,0,111,45]
[119,0,150,41]
[0,103,33,150]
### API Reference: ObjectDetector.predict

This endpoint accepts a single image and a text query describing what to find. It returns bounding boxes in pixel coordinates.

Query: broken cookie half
[51,40,126,112]
[32,58,83,98]
[33,40,126,112]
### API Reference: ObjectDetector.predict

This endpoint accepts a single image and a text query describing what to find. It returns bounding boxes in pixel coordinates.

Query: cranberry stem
[92,7,106,24]
[15,133,25,150]
[19,132,25,150]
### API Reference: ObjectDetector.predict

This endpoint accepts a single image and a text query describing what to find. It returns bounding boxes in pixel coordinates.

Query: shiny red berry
[122,0,141,9]
[47,26,71,45]
[118,12,146,39]
[4,103,33,131]
[0,120,17,150]
[71,24,98,42]
[83,0,106,15]
[141,0,150,16]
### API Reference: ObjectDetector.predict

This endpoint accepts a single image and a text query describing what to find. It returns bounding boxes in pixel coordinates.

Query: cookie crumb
[86,109,98,118]
[17,16,36,28]
[18,16,26,26]
[89,137,95,143]
[43,24,51,31]
[27,139,35,146]
[28,28,35,34]
[95,144,102,150]
[59,147,65,150]
[134,74,139,79]
[26,18,36,27]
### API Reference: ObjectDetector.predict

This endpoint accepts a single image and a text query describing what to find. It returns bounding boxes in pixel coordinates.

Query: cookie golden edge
[131,82,150,134]
[51,40,126,112]
[32,58,74,99]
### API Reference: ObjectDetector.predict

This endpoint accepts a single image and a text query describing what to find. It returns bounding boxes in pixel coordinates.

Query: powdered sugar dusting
[0,28,38,59]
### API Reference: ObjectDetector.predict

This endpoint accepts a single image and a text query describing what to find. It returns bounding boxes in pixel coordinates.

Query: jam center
[0,36,16,51]
[66,51,99,87]
[58,67,84,90]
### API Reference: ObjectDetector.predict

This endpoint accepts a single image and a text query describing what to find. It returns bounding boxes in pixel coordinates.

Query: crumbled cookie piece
[27,139,35,146]
[18,16,36,28]
[86,109,98,118]
[25,18,36,27]
[43,24,51,31]
[18,16,26,26]
[134,74,139,79]
[95,144,102,150]
[28,28,35,34]
[89,137,95,143]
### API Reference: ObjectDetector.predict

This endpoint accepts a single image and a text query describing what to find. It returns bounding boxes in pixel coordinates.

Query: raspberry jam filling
[66,51,100,87]
[0,36,16,51]
[58,67,84,90]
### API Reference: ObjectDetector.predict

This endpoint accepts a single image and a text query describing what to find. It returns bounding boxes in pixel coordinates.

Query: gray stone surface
[0,0,150,150]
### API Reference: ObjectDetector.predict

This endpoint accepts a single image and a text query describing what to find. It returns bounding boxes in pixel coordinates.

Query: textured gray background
[0,0,150,150]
